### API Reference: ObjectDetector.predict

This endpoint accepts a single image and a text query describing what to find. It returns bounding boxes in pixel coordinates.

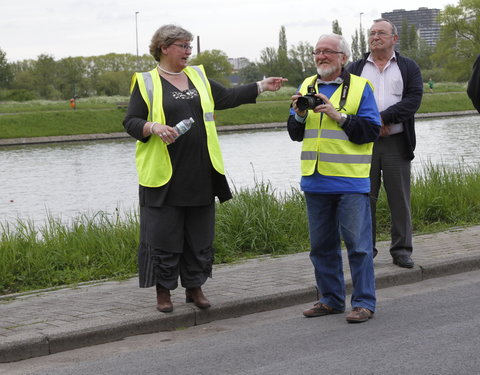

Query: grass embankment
[1,163,479,295]
[0,84,476,139]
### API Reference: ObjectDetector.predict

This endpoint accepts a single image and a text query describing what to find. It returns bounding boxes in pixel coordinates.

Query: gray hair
[149,24,193,62]
[371,18,398,36]
[316,34,351,61]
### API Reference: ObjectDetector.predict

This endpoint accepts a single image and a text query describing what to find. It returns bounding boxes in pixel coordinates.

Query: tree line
[0,0,478,101]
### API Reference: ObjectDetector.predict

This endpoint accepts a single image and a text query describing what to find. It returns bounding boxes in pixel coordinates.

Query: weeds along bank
[1,163,479,296]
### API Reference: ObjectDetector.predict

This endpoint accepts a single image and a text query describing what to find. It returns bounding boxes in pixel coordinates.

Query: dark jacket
[467,55,480,113]
[346,51,423,160]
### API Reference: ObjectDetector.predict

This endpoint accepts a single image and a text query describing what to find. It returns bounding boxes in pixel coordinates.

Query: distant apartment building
[228,57,250,71]
[381,7,441,49]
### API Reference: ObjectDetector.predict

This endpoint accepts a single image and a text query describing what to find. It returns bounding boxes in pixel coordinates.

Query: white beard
[316,64,337,78]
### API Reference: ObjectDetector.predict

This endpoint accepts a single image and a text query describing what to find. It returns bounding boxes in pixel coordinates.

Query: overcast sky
[1,0,456,63]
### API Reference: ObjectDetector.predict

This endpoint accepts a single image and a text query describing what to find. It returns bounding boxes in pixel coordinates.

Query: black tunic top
[123,74,258,207]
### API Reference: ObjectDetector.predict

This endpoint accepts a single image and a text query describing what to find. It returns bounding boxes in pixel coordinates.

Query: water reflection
[1,115,479,225]
[414,116,480,173]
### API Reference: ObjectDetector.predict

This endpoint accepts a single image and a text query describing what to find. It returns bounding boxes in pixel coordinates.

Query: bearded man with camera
[287,33,381,323]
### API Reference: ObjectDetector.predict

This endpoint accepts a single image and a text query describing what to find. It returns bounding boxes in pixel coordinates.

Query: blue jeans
[305,192,376,312]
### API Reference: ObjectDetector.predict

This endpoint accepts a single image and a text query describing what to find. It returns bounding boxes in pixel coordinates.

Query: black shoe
[372,248,378,258]
[393,255,414,268]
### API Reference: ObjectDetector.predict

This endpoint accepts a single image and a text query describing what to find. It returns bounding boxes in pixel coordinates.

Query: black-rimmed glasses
[171,43,193,51]
[312,50,344,56]
[368,31,393,38]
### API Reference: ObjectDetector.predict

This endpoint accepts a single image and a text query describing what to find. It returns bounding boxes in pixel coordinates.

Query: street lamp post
[359,12,365,55]
[135,11,139,68]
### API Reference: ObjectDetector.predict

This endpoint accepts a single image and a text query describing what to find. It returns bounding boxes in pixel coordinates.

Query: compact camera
[296,85,324,111]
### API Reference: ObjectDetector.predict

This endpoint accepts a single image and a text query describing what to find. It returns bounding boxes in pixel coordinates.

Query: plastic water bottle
[173,117,194,138]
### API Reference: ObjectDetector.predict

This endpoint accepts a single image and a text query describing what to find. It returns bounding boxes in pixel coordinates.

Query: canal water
[1,115,479,226]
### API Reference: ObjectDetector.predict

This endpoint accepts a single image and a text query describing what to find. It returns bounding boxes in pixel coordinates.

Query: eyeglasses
[368,31,393,38]
[312,50,344,56]
[171,43,193,51]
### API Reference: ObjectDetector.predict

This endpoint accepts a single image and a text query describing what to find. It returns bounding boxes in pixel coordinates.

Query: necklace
[157,64,183,76]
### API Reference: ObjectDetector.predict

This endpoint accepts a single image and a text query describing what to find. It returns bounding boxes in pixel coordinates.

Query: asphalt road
[3,270,480,375]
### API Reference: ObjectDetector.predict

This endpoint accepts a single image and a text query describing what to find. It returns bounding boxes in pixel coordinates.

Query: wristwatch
[338,113,348,125]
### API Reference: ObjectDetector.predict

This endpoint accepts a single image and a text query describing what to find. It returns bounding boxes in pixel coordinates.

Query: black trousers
[370,134,413,258]
[138,203,215,290]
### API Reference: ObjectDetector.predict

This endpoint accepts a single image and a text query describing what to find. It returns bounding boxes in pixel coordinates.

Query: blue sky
[0,0,456,63]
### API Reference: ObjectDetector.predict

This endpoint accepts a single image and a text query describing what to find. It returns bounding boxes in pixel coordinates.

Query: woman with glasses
[123,24,286,313]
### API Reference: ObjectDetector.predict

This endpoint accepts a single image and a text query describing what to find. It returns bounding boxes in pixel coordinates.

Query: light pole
[360,12,364,31]
[135,11,139,68]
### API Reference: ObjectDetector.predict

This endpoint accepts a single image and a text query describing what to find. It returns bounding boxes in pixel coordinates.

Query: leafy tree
[276,26,298,83]
[399,21,418,52]
[288,41,316,86]
[189,49,232,86]
[32,54,61,99]
[400,20,410,51]
[258,47,279,77]
[432,0,480,81]
[238,62,263,84]
[258,26,315,86]
[9,60,35,91]
[0,48,13,89]
[351,30,361,61]
[278,26,289,71]
[96,71,132,96]
[402,38,434,70]
[136,54,157,71]
[56,57,88,98]
[332,20,342,35]
[359,27,367,56]
[408,24,418,50]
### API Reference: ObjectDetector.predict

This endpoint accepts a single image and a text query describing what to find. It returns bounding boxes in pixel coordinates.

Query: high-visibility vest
[299,74,374,178]
[131,65,225,187]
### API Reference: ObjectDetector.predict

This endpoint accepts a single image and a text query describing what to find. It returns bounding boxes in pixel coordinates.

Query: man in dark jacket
[467,55,480,113]
[346,18,423,268]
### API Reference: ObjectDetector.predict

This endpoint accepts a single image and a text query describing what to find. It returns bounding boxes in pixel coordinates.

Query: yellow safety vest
[130,65,225,187]
[299,74,374,178]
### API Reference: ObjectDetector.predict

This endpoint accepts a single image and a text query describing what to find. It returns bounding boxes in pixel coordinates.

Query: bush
[0,89,39,102]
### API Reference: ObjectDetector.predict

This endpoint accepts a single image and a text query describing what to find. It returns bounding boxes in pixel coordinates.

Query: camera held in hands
[296,85,324,111]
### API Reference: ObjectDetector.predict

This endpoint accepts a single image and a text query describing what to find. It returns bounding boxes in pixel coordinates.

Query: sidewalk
[1,225,479,362]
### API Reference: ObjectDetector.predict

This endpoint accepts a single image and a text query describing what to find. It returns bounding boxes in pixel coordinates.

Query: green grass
[1,163,480,295]
[215,182,309,262]
[0,96,129,113]
[0,86,476,139]
[0,211,139,295]
[422,81,467,93]
[0,110,126,138]
[215,101,291,125]
[418,92,475,113]
[375,162,480,240]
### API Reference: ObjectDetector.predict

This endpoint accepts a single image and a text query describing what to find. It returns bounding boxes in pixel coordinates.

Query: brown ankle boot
[185,287,211,309]
[156,285,173,313]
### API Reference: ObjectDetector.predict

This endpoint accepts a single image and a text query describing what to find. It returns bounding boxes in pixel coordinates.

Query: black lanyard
[314,72,351,111]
